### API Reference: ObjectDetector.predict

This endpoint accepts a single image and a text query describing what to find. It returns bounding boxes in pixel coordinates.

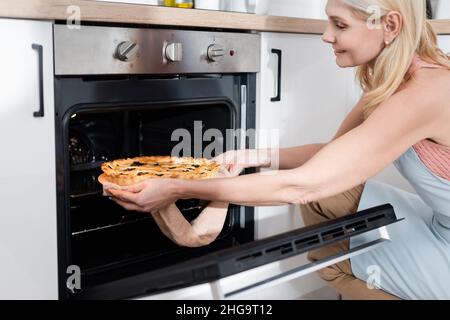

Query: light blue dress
[350,147,450,300]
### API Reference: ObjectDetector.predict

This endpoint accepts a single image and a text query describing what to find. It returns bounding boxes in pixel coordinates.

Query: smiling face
[322,0,386,67]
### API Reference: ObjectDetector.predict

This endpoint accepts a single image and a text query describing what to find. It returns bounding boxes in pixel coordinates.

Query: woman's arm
[179,88,436,203]
[214,98,365,172]
[110,87,437,212]
[278,144,326,170]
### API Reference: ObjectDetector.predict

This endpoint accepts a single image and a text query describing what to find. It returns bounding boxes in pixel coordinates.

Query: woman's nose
[322,24,336,44]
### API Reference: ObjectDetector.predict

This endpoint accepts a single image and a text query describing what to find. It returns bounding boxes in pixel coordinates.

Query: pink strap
[408,55,446,75]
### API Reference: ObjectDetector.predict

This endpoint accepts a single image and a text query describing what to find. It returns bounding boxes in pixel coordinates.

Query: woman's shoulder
[404,68,450,145]
[411,66,450,90]
[371,69,448,126]
[403,67,450,107]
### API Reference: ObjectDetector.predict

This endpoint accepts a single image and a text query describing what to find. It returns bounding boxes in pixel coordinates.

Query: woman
[109,0,450,299]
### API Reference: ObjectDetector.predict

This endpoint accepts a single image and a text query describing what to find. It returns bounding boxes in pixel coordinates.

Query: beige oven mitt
[102,168,232,248]
[152,201,229,248]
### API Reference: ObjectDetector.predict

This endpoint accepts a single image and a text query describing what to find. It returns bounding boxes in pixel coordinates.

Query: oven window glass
[67,102,249,286]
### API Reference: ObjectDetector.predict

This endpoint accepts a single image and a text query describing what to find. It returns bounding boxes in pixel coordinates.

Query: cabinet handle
[32,44,44,117]
[271,49,282,102]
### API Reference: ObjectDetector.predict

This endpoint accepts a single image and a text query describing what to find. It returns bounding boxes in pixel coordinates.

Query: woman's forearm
[170,144,327,206]
[224,144,325,172]
[172,169,314,207]
[277,143,326,170]
[171,138,366,207]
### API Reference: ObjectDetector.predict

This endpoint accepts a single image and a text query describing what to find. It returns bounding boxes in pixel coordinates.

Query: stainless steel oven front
[54,24,260,299]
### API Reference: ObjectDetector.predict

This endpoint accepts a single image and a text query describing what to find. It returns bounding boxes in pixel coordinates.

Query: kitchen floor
[297,286,340,300]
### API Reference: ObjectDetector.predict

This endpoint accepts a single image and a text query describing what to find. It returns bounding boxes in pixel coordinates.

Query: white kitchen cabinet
[255,32,355,239]
[261,0,328,19]
[433,0,450,19]
[438,35,450,54]
[0,19,57,299]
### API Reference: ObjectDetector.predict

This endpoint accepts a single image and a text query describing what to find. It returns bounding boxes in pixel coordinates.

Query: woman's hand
[108,179,177,214]
[213,149,272,176]
[108,165,237,213]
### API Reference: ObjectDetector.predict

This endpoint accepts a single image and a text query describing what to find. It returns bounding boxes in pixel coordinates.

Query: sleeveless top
[407,55,450,181]
[395,55,450,242]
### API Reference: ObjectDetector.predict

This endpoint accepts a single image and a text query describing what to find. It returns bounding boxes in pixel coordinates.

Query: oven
[53,24,400,300]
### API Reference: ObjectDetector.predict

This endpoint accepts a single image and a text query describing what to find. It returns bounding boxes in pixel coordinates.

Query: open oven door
[72,204,401,300]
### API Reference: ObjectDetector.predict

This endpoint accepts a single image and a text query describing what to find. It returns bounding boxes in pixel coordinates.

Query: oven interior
[66,102,254,291]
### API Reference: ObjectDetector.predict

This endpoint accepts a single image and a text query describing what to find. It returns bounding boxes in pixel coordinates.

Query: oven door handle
[32,43,44,118]
[211,226,391,299]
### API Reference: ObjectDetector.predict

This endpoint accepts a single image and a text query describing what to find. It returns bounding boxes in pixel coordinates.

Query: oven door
[73,204,400,299]
[56,74,258,299]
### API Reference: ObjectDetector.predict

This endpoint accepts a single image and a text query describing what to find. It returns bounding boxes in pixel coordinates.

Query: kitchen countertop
[1,0,450,35]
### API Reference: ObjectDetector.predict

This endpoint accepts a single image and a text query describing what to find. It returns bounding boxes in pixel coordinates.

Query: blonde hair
[344,0,450,118]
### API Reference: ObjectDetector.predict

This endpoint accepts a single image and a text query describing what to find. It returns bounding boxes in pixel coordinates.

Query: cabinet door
[438,35,450,54]
[256,33,355,239]
[264,0,328,19]
[0,19,57,299]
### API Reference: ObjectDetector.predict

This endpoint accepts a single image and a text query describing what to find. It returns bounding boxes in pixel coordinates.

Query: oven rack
[71,161,106,172]
[71,214,154,236]
[70,202,205,236]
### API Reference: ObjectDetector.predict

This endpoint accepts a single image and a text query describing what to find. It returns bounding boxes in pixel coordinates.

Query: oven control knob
[165,42,183,62]
[207,44,225,62]
[115,41,139,62]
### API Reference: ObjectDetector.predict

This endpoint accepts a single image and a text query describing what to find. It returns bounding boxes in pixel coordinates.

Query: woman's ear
[383,11,402,44]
